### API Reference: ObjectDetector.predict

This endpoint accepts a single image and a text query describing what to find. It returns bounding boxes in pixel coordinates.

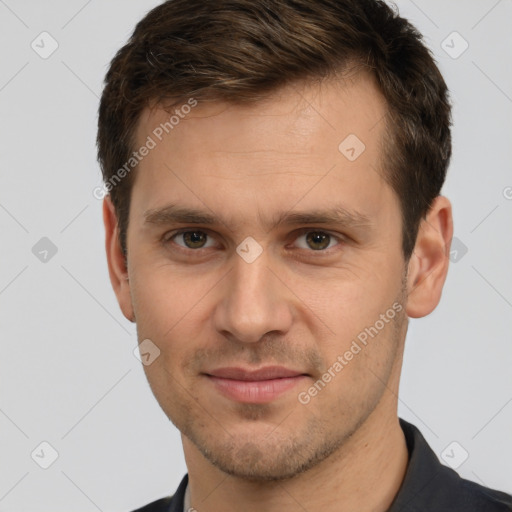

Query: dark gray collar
[153,418,512,512]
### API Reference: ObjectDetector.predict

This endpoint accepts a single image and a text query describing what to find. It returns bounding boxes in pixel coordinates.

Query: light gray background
[0,1,511,510]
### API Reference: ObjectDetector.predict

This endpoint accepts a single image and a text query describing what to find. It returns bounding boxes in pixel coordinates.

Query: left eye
[293,231,340,251]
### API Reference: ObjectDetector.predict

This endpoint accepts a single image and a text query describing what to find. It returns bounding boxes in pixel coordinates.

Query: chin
[184,418,344,482]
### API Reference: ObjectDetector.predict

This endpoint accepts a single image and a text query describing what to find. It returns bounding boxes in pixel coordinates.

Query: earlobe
[405,196,453,319]
[103,196,135,323]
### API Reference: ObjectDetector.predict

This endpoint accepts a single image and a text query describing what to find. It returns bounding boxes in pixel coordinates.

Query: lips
[207,366,305,381]
[204,366,308,404]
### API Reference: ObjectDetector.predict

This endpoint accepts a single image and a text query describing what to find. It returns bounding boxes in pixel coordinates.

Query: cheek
[131,266,217,369]
[297,307,403,421]
[297,268,396,349]
[131,264,207,328]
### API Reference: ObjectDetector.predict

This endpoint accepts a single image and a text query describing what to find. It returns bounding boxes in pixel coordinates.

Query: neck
[182,409,408,512]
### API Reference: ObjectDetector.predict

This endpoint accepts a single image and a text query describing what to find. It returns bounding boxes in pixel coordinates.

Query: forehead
[136,71,387,153]
[130,73,397,231]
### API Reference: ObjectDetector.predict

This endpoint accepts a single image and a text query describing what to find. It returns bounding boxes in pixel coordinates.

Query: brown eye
[306,232,331,250]
[183,231,207,248]
[170,230,213,249]
[294,231,340,251]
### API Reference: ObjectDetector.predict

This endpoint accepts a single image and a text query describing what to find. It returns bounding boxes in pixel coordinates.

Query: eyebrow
[143,203,373,232]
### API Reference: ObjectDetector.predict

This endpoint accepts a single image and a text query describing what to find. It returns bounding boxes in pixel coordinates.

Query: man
[97,0,512,511]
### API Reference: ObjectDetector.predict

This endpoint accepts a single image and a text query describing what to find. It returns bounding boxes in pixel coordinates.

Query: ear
[405,195,453,318]
[103,196,135,322]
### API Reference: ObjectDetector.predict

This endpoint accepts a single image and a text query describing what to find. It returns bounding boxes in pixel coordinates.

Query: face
[116,74,412,480]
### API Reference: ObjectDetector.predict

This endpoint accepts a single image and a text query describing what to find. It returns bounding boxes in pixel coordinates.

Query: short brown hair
[97,0,451,262]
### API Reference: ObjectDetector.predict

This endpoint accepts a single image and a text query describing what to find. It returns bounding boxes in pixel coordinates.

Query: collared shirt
[131,418,512,511]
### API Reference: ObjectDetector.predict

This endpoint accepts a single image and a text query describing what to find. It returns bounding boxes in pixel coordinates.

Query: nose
[212,249,293,344]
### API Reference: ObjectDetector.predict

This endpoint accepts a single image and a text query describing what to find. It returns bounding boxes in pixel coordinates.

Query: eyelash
[161,228,344,256]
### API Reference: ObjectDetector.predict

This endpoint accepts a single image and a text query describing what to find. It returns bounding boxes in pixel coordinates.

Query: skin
[104,72,453,512]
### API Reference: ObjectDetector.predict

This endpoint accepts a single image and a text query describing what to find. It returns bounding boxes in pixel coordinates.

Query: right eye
[163,229,218,251]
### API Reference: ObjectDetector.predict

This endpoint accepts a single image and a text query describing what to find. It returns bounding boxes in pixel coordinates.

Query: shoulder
[130,496,174,512]
[420,447,512,510]
[457,478,512,511]
[394,419,512,511]
[129,474,188,512]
